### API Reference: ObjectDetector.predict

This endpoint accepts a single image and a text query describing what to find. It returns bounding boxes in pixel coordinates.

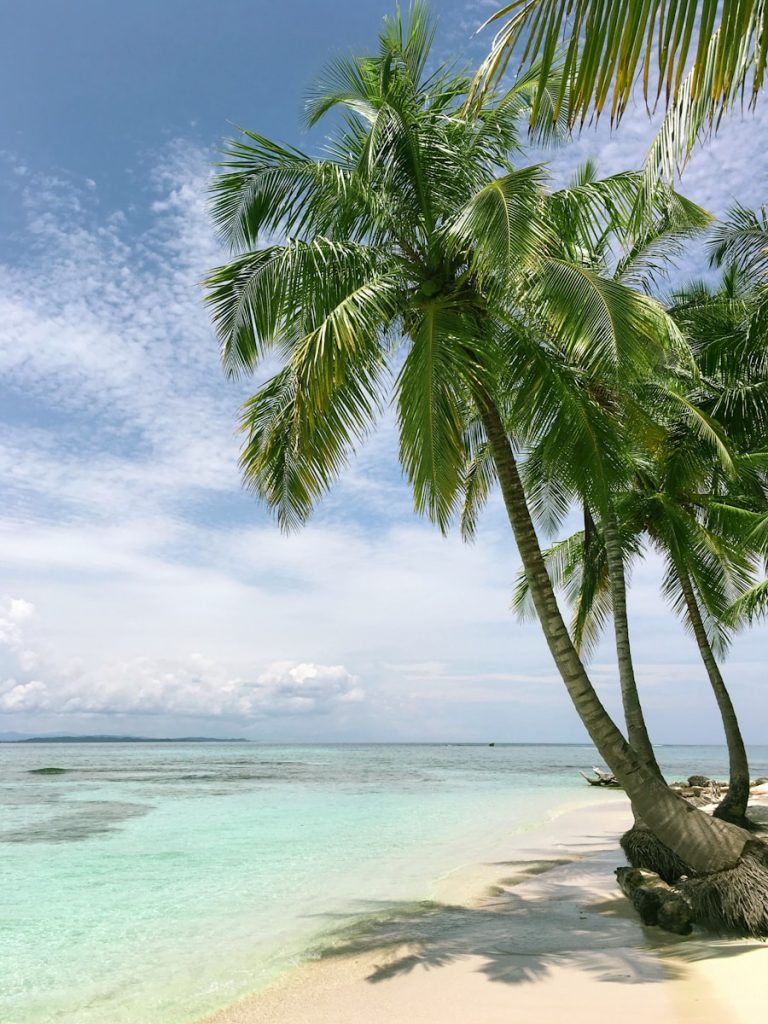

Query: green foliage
[513,253,768,663]
[473,2,767,132]
[471,3,768,198]
[205,1,684,536]
[730,579,768,624]
[710,204,768,284]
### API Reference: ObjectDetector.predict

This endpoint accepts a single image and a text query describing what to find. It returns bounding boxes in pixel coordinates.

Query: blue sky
[0,1,766,742]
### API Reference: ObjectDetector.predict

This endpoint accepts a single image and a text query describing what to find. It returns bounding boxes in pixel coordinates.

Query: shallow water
[1,741,765,1024]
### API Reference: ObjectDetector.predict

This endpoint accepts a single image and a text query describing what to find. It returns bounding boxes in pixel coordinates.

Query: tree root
[616,867,692,934]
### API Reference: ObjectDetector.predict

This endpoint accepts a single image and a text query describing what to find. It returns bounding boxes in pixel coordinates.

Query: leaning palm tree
[517,160,711,781]
[673,257,768,810]
[205,3,768,933]
[516,483,758,827]
[472,2,768,179]
[511,259,768,827]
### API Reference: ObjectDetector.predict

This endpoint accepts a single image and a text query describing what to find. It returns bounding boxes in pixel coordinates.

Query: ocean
[2,741,765,1024]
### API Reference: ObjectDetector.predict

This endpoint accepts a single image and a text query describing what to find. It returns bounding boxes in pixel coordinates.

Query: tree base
[679,841,768,938]
[712,804,758,830]
[620,825,692,884]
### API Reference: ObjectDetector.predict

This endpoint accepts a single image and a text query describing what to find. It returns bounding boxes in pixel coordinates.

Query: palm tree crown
[206,3,682,536]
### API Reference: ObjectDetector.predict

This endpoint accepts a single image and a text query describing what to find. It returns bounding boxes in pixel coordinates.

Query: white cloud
[0,597,361,719]
[6,597,34,623]
[0,128,766,743]
[0,658,361,719]
[0,145,242,527]
[0,596,36,650]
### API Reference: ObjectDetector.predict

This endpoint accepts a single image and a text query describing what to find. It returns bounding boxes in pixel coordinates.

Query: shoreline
[201,796,768,1024]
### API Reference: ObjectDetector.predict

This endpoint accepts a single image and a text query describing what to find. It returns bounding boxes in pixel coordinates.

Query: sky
[0,0,766,743]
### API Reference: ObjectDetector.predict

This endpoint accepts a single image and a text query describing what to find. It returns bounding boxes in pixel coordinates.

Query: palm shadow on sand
[306,851,764,990]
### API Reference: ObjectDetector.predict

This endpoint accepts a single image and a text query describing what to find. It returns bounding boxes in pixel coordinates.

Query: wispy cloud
[0,122,765,742]
[0,146,242,527]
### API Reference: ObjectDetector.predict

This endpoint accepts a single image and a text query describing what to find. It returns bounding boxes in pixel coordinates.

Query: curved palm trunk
[476,397,747,874]
[677,566,751,824]
[602,511,663,779]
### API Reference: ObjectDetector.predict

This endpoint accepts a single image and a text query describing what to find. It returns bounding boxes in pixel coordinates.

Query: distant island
[2,735,249,744]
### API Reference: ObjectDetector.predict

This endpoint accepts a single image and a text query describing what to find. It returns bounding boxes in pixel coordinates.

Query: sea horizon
[3,735,757,747]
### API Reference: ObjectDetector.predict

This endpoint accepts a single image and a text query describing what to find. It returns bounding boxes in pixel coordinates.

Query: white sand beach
[203,798,768,1024]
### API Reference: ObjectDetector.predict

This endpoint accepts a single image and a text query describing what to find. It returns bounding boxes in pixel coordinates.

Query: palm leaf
[472,1,768,133]
[396,303,478,531]
[459,433,497,542]
[729,579,768,623]
[447,165,550,281]
[709,203,768,282]
[239,337,387,531]
[205,239,399,377]
[528,257,679,379]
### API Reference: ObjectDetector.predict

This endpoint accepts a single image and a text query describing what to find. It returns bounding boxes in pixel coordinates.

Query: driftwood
[582,769,768,799]
[580,766,621,788]
[616,866,692,935]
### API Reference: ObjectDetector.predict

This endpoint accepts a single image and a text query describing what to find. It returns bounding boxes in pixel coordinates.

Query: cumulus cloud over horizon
[0,596,362,720]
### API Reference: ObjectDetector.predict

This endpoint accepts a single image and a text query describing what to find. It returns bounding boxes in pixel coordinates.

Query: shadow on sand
[304,851,764,991]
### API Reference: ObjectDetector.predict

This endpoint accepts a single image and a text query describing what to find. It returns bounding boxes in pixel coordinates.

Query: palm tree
[673,254,768,813]
[205,3,767,933]
[516,484,757,826]
[462,159,712,781]
[530,165,713,787]
[472,2,768,179]
[511,259,767,827]
[688,214,768,628]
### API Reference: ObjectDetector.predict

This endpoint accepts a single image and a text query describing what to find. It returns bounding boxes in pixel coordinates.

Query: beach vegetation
[206,2,768,935]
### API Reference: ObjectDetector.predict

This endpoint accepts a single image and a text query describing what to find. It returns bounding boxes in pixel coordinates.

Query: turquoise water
[1,742,765,1024]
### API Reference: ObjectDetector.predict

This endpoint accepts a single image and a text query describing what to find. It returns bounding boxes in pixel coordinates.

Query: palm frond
[529,258,679,379]
[238,335,387,531]
[547,169,642,264]
[729,579,768,624]
[638,19,757,188]
[396,302,478,532]
[472,1,768,132]
[305,55,381,127]
[511,532,587,621]
[493,58,574,146]
[210,133,361,249]
[662,389,736,477]
[709,203,768,283]
[459,435,497,542]
[616,191,711,292]
[205,246,289,375]
[448,165,550,281]
[205,239,400,377]
[511,526,616,660]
